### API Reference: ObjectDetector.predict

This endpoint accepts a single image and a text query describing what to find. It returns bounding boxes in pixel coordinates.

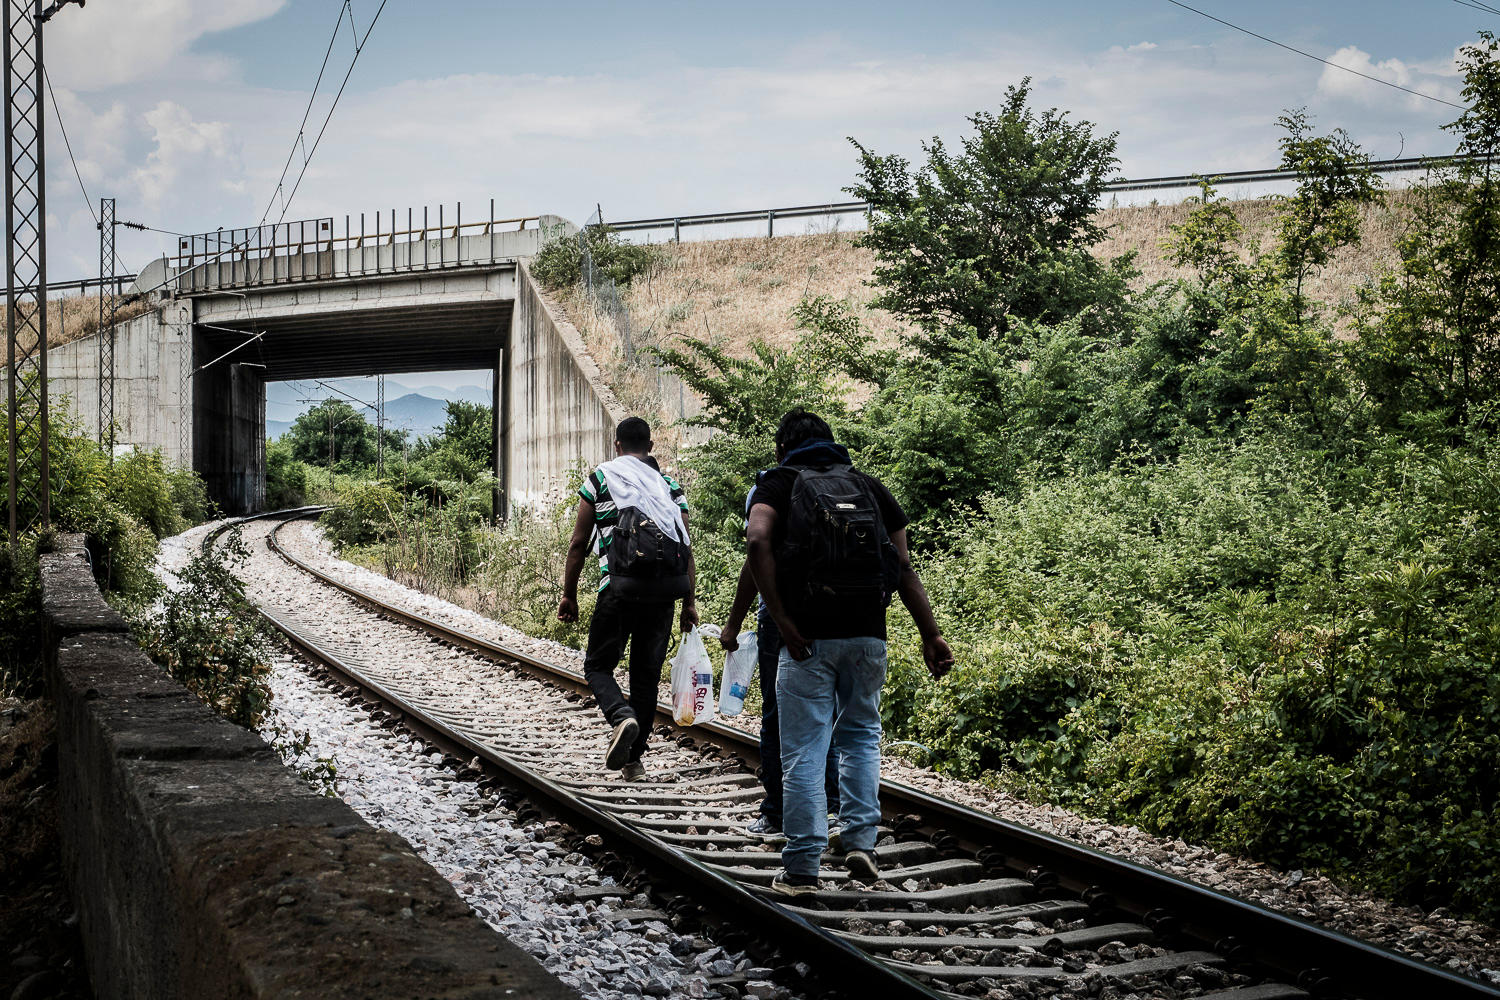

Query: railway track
[208,509,1500,1000]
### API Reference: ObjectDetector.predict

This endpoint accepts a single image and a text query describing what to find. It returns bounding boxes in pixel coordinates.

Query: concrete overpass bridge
[49,208,625,514]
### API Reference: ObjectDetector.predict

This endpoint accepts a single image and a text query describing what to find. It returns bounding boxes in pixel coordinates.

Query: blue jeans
[756,609,839,825]
[776,637,887,877]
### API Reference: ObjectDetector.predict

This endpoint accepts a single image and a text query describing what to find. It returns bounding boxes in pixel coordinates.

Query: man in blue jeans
[746,408,953,894]
[720,473,839,841]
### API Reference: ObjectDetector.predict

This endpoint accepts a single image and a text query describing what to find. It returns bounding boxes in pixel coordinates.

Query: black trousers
[583,588,675,762]
[756,608,840,824]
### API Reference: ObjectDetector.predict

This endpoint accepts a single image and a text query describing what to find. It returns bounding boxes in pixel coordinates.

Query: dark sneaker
[744,815,785,842]
[621,760,647,783]
[845,849,879,882]
[826,824,845,855]
[604,717,640,770]
[770,871,821,896]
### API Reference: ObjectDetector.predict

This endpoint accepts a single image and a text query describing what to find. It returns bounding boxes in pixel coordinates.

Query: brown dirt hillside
[552,191,1418,464]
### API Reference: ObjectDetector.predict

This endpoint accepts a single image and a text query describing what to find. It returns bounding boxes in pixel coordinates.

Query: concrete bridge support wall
[193,351,265,514]
[48,305,192,468]
[507,263,626,511]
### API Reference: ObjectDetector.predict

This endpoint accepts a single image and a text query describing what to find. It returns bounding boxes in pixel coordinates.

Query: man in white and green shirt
[559,417,696,780]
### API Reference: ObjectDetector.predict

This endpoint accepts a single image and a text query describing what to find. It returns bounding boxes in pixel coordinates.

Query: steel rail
[239,507,1500,1000]
[202,511,944,1000]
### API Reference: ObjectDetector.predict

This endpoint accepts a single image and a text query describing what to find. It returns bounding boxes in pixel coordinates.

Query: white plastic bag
[718,630,757,716]
[670,627,717,726]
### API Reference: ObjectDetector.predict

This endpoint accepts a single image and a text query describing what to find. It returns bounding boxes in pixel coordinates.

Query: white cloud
[45,0,286,90]
[1316,45,1462,110]
[38,29,1469,278]
[1128,41,1158,52]
[130,102,238,209]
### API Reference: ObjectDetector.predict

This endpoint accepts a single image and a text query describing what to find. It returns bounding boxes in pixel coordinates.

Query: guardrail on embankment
[599,153,1476,240]
[37,531,579,1000]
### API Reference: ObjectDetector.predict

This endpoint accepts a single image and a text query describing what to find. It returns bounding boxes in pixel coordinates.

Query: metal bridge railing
[169,202,544,294]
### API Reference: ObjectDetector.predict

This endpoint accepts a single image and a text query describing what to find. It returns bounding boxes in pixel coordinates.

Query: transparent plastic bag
[670,626,716,726]
[718,630,757,716]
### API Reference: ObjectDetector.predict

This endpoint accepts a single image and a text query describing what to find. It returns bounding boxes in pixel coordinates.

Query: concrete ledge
[40,534,130,654]
[43,545,578,999]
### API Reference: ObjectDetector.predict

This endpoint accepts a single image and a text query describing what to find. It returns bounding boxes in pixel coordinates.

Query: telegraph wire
[43,66,136,281]
[1163,0,1466,111]
[259,0,350,228]
[1453,0,1500,17]
[273,0,389,224]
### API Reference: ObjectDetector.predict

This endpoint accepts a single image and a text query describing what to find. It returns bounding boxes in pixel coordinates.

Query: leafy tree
[285,398,378,473]
[414,400,494,483]
[266,436,308,508]
[648,331,847,532]
[847,78,1135,354]
[1355,32,1500,428]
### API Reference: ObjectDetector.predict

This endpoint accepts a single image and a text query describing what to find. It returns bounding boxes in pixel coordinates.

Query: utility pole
[376,373,384,476]
[4,0,83,541]
[97,196,115,460]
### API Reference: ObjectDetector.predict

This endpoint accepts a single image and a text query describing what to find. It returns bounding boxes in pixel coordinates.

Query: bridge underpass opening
[194,298,511,513]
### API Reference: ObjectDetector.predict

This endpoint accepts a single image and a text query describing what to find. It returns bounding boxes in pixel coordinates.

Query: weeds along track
[209,510,1500,1000]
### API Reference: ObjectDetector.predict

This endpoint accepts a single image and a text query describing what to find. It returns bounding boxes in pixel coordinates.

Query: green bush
[130,530,272,729]
[0,537,43,696]
[531,224,662,290]
[266,437,308,509]
[321,480,405,547]
[866,432,1500,921]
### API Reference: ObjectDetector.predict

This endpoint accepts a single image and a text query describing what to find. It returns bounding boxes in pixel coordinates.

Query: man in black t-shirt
[746,408,953,895]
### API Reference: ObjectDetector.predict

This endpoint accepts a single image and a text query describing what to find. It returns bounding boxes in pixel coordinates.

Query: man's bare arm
[747,505,809,659]
[891,528,953,677]
[680,510,699,632]
[718,558,758,651]
[558,497,594,622]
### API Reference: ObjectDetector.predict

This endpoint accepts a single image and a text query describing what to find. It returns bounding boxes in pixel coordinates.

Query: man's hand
[922,634,954,679]
[557,595,579,623]
[779,617,812,661]
[680,598,700,634]
[718,615,744,651]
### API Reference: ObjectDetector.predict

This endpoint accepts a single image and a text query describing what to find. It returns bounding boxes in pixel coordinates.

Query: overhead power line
[44,67,177,278]
[1163,0,1466,111]
[273,0,388,221]
[263,0,389,228]
[1454,0,1500,17]
[260,0,350,228]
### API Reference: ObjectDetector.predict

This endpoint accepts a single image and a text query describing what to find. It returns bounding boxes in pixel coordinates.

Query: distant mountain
[266,375,492,442]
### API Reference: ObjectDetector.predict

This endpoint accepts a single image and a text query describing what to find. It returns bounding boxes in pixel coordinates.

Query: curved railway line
[206,509,1500,1000]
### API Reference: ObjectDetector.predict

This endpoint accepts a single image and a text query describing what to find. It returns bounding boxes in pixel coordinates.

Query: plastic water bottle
[718,631,758,716]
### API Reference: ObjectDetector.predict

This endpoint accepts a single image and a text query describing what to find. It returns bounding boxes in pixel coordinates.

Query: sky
[31,0,1489,290]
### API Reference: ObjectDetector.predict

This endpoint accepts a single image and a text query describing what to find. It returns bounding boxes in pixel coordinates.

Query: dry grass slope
[551,192,1418,457]
[4,293,153,353]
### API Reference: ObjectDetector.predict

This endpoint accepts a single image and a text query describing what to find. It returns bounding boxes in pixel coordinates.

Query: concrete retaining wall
[49,303,193,468]
[39,534,578,1000]
[508,264,626,510]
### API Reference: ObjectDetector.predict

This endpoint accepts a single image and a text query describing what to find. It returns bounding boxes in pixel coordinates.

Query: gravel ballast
[258,516,1500,986]
[157,521,799,1000]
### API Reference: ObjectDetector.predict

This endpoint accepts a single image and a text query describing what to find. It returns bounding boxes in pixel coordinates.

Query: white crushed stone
[271,516,1500,984]
[153,520,796,1000]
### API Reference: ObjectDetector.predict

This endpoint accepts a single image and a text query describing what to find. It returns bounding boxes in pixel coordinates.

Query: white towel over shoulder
[599,455,690,546]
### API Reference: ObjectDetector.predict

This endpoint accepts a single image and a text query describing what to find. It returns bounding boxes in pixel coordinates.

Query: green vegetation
[295,36,1500,923]
[0,391,213,697]
[655,42,1500,922]
[531,222,663,290]
[131,530,272,728]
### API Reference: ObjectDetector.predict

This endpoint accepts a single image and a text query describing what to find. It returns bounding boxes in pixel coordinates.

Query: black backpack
[779,464,901,613]
[607,506,692,601]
